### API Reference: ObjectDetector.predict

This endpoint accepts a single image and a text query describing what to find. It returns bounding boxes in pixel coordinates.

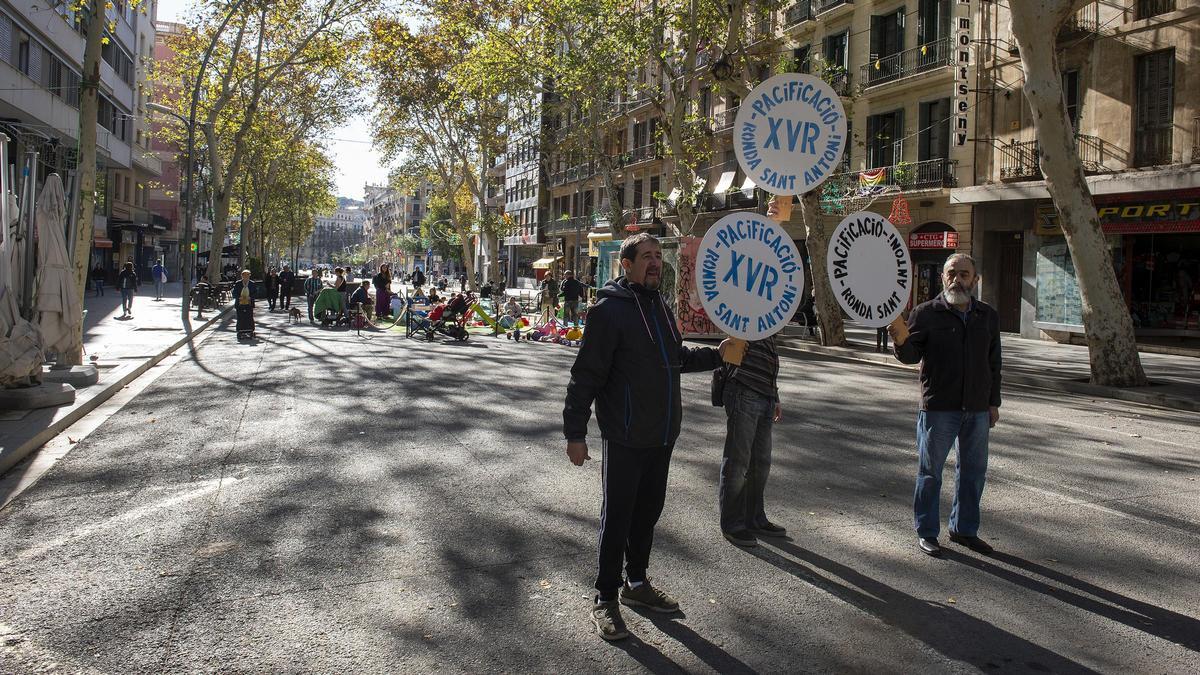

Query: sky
[156,0,390,202]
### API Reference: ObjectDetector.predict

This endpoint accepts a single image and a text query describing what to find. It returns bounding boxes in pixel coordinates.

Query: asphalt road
[1,309,1198,673]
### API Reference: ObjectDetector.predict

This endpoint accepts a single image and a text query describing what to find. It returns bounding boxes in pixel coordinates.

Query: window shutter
[0,16,11,66]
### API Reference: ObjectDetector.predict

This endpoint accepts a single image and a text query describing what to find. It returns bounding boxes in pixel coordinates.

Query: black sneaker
[919,537,942,557]
[749,521,787,538]
[723,529,759,547]
[949,532,994,555]
[591,599,629,641]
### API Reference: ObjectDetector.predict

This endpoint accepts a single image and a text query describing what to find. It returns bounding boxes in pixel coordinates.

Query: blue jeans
[719,380,774,533]
[155,279,165,299]
[120,288,134,314]
[914,410,990,538]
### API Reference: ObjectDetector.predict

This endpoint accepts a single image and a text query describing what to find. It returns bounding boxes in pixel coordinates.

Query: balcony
[859,38,951,89]
[824,158,956,197]
[784,1,812,29]
[550,163,596,187]
[749,15,776,42]
[1060,1,1100,35]
[998,134,1112,180]
[545,215,591,236]
[624,144,662,167]
[1193,116,1199,161]
[813,0,851,14]
[715,106,739,133]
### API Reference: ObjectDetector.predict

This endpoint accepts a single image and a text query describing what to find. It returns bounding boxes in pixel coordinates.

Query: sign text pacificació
[734,74,848,196]
[697,212,805,341]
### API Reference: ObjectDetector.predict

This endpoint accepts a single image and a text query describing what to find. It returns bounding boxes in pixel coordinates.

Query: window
[840,120,853,172]
[917,0,950,45]
[823,31,848,70]
[918,98,950,161]
[633,178,644,207]
[1134,49,1174,166]
[792,45,811,74]
[699,87,712,117]
[870,9,905,61]
[650,176,660,203]
[866,109,905,168]
[1062,70,1080,130]
[1136,0,1176,20]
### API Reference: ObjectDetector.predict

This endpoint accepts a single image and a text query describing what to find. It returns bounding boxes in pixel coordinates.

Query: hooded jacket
[563,276,719,448]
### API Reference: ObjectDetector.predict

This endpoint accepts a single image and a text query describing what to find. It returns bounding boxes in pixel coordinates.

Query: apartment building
[957,0,1199,344]
[300,202,366,269]
[504,94,550,285]
[526,0,1198,345]
[0,0,160,282]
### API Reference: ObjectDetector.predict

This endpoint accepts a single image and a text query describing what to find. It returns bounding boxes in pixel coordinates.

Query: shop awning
[532,256,562,269]
[713,171,736,194]
[587,232,613,257]
[93,237,114,249]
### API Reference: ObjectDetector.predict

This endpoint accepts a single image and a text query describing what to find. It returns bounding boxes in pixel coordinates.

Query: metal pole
[20,151,39,321]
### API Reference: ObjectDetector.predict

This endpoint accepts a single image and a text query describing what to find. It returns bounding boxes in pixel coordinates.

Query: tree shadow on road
[751,540,1101,674]
[632,610,756,674]
[945,549,1200,653]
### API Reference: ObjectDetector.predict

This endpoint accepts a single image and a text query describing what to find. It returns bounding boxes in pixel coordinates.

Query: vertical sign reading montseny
[733,73,848,196]
[954,0,972,146]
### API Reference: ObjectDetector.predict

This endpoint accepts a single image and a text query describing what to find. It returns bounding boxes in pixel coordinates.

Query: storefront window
[1125,233,1200,331]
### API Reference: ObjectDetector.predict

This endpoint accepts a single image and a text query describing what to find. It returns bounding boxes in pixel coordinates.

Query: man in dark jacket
[560,270,586,327]
[890,253,1001,558]
[231,270,258,339]
[117,262,138,318]
[279,265,296,309]
[563,233,723,642]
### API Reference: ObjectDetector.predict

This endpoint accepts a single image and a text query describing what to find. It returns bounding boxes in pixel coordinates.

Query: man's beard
[943,283,972,306]
[641,271,661,290]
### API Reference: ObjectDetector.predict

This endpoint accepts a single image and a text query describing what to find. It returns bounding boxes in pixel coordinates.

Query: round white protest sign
[734,73,848,196]
[696,211,805,341]
[826,211,912,328]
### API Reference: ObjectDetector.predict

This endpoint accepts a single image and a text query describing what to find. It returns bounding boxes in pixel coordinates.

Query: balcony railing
[715,106,739,132]
[860,38,951,88]
[545,215,592,236]
[999,134,1112,179]
[1060,1,1100,34]
[1193,115,1199,161]
[625,144,662,166]
[1134,127,1173,167]
[785,0,812,28]
[825,158,956,196]
[550,163,596,187]
[813,0,851,14]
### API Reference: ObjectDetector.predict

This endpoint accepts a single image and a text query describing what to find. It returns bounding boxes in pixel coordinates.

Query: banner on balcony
[827,211,912,328]
[695,211,804,341]
[734,73,848,197]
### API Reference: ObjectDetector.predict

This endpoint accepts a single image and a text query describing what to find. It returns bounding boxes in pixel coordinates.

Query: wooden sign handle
[722,338,748,365]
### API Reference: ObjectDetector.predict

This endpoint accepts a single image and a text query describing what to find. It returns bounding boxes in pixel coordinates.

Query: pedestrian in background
[265,268,279,311]
[458,272,467,292]
[117,262,138,318]
[562,232,724,642]
[304,270,323,324]
[560,270,585,327]
[540,273,560,323]
[890,253,1001,558]
[152,260,166,300]
[279,265,296,310]
[373,263,392,318]
[91,263,105,297]
[717,335,786,548]
[231,269,258,339]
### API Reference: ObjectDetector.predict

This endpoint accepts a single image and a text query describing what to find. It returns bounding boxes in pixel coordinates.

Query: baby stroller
[313,288,348,328]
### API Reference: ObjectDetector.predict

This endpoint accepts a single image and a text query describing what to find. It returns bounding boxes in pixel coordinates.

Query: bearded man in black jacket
[563,232,725,641]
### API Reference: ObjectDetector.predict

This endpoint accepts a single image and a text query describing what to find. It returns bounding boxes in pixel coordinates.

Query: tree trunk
[1009,1,1146,387]
[63,4,107,366]
[799,192,846,347]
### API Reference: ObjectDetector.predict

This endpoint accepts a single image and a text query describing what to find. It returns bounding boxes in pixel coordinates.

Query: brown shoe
[591,599,629,641]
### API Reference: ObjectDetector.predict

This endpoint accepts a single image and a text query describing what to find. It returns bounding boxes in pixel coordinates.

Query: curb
[0,306,232,476]
[777,340,1200,414]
